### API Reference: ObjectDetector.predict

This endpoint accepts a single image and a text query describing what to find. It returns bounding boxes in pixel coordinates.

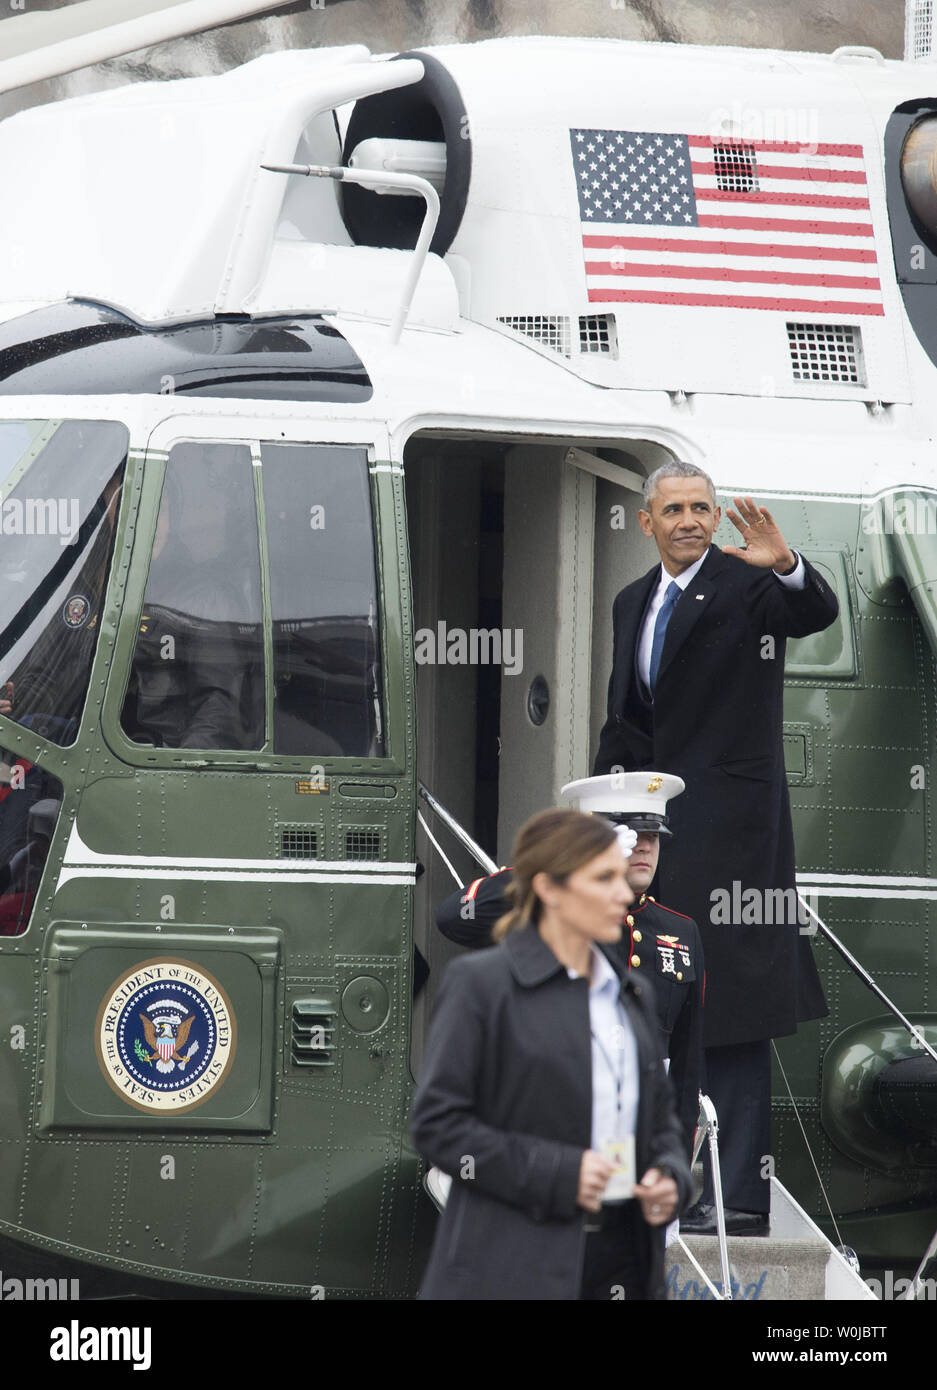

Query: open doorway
[404,431,676,1059]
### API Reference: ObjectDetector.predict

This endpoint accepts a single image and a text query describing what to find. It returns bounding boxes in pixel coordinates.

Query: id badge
[600,1135,636,1203]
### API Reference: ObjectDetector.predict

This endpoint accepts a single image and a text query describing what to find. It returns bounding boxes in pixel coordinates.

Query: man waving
[593,461,838,1235]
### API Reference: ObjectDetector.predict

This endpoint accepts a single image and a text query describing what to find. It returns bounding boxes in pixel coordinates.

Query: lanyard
[591,1024,625,1133]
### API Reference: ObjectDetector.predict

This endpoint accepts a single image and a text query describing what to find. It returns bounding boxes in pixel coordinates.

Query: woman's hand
[577,1150,614,1212]
[634,1166,678,1225]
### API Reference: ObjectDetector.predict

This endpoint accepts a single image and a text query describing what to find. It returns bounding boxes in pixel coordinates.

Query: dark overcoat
[593,545,837,1047]
[410,924,691,1301]
[435,872,703,1156]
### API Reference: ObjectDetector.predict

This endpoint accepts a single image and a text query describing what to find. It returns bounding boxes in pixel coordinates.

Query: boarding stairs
[667,1178,875,1301]
[666,1095,873,1301]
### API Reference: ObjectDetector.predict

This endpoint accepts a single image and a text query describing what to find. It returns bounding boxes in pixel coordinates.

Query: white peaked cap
[560,771,686,820]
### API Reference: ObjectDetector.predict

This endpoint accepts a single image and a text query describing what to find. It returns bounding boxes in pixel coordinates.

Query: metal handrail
[417,782,499,877]
[673,1230,724,1300]
[688,1093,732,1299]
[416,811,461,889]
[797,894,937,1068]
[796,892,937,1283]
[904,1225,937,1300]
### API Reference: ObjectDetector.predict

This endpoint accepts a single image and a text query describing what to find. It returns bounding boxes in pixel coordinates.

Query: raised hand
[722,496,796,573]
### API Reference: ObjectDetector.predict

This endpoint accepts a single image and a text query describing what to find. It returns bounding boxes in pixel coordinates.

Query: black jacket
[410,924,692,1300]
[593,546,837,1046]
[436,872,703,1155]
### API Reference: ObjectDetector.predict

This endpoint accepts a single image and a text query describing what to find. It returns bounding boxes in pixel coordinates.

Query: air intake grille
[907,0,935,58]
[497,315,571,357]
[713,141,759,193]
[345,829,381,860]
[280,826,318,859]
[291,999,336,1068]
[787,322,866,386]
[578,314,618,356]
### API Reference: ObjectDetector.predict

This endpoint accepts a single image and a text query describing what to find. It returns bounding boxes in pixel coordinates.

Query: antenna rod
[261,162,440,344]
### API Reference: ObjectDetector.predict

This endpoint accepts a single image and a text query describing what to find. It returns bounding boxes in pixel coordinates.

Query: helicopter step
[666,1178,877,1301]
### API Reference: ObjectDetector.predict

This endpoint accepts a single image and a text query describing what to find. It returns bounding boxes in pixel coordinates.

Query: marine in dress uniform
[435,772,704,1156]
[621,891,702,1156]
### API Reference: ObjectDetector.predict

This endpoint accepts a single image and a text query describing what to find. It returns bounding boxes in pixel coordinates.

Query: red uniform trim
[650,900,694,923]
[462,867,513,902]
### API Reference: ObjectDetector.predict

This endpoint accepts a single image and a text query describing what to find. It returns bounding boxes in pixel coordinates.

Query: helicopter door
[404,432,670,1044]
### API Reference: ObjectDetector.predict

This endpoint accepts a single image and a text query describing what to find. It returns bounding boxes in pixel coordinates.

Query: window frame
[0,416,132,755]
[102,417,401,772]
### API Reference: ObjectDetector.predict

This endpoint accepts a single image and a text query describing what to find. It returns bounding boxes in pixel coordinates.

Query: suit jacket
[411,924,692,1301]
[435,871,703,1156]
[593,545,838,1046]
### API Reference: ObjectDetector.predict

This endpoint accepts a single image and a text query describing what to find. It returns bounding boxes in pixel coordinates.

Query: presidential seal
[95,959,236,1114]
[62,594,91,628]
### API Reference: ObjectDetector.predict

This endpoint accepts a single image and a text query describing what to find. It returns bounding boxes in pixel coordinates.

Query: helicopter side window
[0,420,128,746]
[0,760,63,936]
[261,443,385,757]
[120,442,265,751]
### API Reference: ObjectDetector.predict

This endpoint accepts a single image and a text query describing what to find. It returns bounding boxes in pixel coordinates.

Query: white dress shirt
[569,946,639,1150]
[637,547,805,691]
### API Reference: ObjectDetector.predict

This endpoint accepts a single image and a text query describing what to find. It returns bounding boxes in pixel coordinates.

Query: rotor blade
[0,0,298,94]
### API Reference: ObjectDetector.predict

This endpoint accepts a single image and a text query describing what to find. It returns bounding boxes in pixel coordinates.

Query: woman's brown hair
[492,808,617,941]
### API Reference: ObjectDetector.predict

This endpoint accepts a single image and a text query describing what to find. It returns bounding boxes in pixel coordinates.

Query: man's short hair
[643,461,717,509]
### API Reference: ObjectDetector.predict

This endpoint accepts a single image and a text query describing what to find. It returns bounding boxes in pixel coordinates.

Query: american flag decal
[570,129,884,316]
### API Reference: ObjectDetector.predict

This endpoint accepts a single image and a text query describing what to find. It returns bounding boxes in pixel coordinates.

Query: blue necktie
[648,580,681,693]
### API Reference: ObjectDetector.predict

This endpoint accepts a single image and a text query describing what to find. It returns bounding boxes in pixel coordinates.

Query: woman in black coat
[411,808,692,1300]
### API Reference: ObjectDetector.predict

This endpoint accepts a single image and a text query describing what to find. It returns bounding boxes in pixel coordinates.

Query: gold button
[630,954,641,968]
[626,914,634,927]
[648,895,656,902]
[633,930,642,943]
[677,972,683,981]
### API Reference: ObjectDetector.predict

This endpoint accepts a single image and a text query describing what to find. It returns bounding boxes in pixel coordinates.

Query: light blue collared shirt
[570,946,639,1149]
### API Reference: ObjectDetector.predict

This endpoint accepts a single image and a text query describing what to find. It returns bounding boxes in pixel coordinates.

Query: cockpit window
[0,760,63,936]
[120,442,265,750]
[261,443,384,757]
[0,420,128,746]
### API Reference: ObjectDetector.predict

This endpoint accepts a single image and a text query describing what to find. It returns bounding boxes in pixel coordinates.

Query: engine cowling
[341,50,471,256]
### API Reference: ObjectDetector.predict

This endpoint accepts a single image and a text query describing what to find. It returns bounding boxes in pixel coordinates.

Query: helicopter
[0,17,936,1299]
